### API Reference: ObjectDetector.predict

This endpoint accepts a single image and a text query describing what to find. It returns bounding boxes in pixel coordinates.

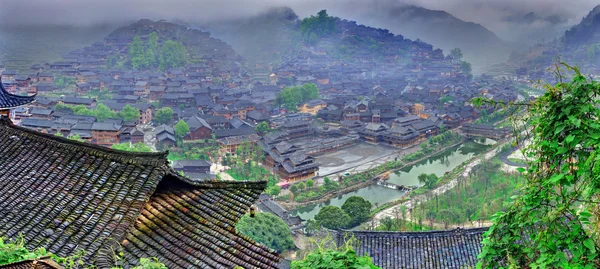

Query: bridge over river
[458,124,511,140]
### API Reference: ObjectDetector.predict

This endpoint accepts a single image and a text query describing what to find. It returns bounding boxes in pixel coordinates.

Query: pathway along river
[291,138,496,220]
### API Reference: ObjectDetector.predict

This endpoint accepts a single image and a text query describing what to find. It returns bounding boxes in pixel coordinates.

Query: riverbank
[279,138,465,211]
[370,139,509,227]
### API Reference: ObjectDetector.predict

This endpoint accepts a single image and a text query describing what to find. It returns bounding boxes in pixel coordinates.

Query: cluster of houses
[1,18,520,188]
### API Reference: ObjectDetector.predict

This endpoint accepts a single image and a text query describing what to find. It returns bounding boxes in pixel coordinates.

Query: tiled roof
[0,77,36,109]
[333,228,487,269]
[0,117,280,269]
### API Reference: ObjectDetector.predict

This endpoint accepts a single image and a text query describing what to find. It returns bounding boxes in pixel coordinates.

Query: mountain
[344,5,510,69]
[197,7,298,66]
[513,5,600,80]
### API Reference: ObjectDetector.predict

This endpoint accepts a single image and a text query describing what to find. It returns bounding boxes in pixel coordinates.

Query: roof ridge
[338,226,489,235]
[0,76,37,109]
[0,116,170,166]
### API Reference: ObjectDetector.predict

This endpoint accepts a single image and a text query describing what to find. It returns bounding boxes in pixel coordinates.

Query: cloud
[0,0,597,44]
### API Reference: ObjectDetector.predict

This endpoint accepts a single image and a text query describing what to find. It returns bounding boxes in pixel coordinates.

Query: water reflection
[291,139,493,220]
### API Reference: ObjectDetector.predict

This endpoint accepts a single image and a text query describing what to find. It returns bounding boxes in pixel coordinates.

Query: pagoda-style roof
[334,227,487,269]
[0,117,280,269]
[0,77,36,109]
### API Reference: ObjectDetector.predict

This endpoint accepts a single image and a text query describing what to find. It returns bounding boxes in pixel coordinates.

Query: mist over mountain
[339,5,510,68]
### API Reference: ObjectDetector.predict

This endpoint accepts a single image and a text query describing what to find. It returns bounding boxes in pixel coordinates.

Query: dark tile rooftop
[0,77,36,109]
[0,117,280,269]
[333,228,487,269]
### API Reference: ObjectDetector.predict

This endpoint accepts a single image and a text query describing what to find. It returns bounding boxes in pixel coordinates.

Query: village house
[184,115,213,140]
[156,124,176,147]
[91,122,121,146]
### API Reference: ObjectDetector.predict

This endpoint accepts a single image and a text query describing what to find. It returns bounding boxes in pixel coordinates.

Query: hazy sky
[0,0,597,36]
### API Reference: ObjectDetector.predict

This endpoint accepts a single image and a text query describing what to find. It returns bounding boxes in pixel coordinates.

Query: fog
[1,0,598,45]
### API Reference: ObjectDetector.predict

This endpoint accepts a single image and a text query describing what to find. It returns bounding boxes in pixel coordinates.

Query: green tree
[305,219,321,235]
[306,179,315,189]
[460,61,472,74]
[266,185,281,196]
[67,134,85,142]
[450,48,463,61]
[154,107,174,124]
[255,121,271,134]
[315,206,350,229]
[129,36,145,69]
[291,236,381,269]
[119,104,140,122]
[298,181,306,190]
[300,10,337,45]
[94,103,118,122]
[290,184,298,194]
[418,173,438,189]
[341,196,372,227]
[380,216,395,231]
[174,119,189,140]
[300,83,319,100]
[159,40,187,71]
[477,64,600,268]
[235,212,295,253]
[112,142,152,152]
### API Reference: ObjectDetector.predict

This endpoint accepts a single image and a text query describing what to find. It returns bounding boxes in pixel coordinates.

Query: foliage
[412,160,523,229]
[235,212,295,253]
[112,142,152,152]
[54,75,76,89]
[291,235,381,269]
[266,185,281,196]
[118,105,140,122]
[130,258,167,269]
[477,64,600,268]
[275,83,319,111]
[54,103,120,122]
[0,236,166,269]
[341,196,372,227]
[255,121,271,134]
[300,10,337,45]
[67,134,85,142]
[450,48,463,61]
[305,219,322,236]
[460,61,472,74]
[128,32,187,70]
[0,236,48,265]
[174,119,189,140]
[159,40,188,71]
[315,206,350,230]
[417,173,438,189]
[154,107,174,125]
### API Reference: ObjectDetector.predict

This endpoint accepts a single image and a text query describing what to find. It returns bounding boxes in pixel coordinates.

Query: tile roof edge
[0,116,170,167]
[334,226,490,236]
[166,169,269,189]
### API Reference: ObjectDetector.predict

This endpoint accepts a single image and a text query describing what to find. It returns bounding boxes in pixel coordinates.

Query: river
[291,138,495,220]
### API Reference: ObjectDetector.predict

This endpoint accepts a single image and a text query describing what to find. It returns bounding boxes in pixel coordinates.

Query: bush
[236,213,295,253]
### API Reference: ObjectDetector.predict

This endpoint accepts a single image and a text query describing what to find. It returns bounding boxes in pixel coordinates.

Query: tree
[298,182,306,190]
[159,40,187,71]
[266,185,281,196]
[291,236,381,269]
[119,105,140,122]
[94,103,118,122]
[154,107,174,124]
[460,61,472,74]
[306,179,315,189]
[341,196,372,227]
[129,36,145,69]
[304,219,321,235]
[300,83,319,100]
[174,119,189,140]
[380,216,394,231]
[235,212,295,253]
[67,134,84,142]
[315,206,350,229]
[112,142,152,152]
[290,184,299,194]
[477,64,600,268]
[450,48,463,61]
[255,121,271,134]
[418,173,438,189]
